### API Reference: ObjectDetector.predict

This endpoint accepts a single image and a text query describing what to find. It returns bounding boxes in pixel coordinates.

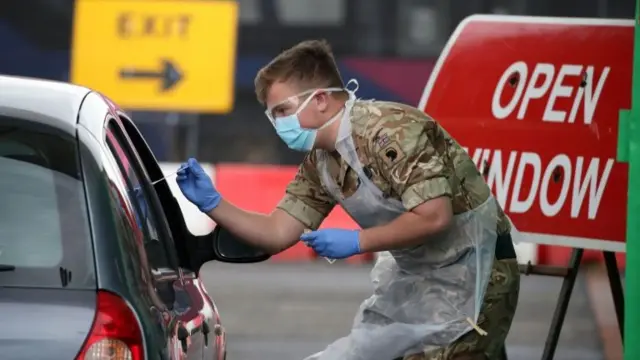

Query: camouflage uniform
[278,100,520,360]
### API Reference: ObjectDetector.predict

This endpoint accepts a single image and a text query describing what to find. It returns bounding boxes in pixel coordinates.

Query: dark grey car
[0,75,270,360]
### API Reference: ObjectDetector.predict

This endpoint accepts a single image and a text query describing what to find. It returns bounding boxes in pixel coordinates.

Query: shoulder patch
[377,142,406,168]
[374,133,391,148]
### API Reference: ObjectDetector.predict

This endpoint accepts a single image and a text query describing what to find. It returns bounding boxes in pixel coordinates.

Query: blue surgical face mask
[274,110,343,152]
[273,114,317,152]
[268,80,359,152]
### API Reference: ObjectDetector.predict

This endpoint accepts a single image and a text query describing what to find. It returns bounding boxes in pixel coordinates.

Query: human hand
[175,158,221,213]
[300,229,361,259]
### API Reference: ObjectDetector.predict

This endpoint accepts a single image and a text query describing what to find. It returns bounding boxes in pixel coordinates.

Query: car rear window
[0,118,95,289]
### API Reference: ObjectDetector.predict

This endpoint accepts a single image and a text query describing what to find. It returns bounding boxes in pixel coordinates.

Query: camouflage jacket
[277,100,511,234]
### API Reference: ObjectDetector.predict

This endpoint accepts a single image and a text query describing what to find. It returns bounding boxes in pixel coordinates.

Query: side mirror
[211,226,271,263]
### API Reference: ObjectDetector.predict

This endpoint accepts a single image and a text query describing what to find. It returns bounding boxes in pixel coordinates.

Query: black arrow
[119,59,183,91]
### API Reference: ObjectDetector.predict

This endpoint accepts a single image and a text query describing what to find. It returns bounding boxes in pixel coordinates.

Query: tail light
[75,290,144,360]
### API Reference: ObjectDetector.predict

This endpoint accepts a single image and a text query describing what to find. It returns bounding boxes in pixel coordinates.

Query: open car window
[0,119,94,289]
[105,124,173,271]
[118,116,198,273]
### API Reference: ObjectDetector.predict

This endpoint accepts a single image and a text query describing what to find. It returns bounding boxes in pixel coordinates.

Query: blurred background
[0,0,634,166]
[0,1,632,359]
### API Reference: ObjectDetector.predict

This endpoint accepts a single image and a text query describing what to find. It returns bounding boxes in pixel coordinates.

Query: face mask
[275,109,345,151]
[273,116,314,152]
[268,88,339,151]
[268,80,359,152]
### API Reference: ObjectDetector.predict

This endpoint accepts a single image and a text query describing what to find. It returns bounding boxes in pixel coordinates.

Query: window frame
[102,116,181,273]
[99,121,181,311]
[117,114,198,275]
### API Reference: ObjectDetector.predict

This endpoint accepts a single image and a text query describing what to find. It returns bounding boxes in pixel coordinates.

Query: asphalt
[200,261,607,360]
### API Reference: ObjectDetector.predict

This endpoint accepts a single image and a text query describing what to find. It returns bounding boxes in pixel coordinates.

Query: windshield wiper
[0,264,16,272]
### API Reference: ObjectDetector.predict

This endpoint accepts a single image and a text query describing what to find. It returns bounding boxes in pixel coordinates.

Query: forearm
[207,199,297,254]
[358,210,450,253]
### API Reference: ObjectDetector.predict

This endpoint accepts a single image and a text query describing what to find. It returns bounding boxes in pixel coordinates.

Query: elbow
[249,238,286,256]
[268,228,299,256]
[265,241,290,255]
[432,209,453,233]
[430,196,453,234]
[412,196,453,235]
[265,240,298,256]
[261,231,290,255]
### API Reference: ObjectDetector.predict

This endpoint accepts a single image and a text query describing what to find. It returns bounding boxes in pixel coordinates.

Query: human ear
[314,92,330,112]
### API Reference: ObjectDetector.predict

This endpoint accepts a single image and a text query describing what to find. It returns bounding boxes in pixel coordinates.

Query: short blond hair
[254,39,345,105]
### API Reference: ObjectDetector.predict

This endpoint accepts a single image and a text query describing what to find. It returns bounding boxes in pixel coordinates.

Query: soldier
[175,39,520,360]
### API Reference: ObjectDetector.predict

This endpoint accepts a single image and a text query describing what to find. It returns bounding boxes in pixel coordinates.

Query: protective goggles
[264,87,344,125]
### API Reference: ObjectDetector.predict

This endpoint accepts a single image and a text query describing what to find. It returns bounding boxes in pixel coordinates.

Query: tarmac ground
[200,261,625,360]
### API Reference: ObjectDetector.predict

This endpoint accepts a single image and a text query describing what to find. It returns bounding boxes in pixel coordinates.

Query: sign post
[620,1,640,359]
[419,15,633,359]
[71,0,238,113]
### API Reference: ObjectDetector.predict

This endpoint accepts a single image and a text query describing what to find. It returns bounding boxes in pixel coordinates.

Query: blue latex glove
[300,229,361,259]
[176,158,221,213]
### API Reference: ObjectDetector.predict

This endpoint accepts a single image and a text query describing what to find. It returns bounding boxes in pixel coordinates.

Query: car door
[103,116,207,360]
[115,114,223,360]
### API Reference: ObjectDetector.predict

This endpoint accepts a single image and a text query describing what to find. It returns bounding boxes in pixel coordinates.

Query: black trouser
[495,233,517,261]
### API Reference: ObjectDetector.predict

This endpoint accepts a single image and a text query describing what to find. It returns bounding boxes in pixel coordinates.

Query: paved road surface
[200,262,606,360]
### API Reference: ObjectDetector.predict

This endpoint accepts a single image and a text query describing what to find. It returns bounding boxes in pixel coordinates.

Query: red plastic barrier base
[215,164,375,263]
[538,244,626,269]
[215,164,315,262]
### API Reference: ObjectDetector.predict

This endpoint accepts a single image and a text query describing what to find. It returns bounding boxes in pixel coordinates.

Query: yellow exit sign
[71,0,238,113]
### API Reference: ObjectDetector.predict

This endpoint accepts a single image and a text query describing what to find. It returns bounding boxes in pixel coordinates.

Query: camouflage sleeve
[368,109,453,211]
[276,153,336,230]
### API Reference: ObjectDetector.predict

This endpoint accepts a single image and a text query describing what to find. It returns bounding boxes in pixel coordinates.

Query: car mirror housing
[210,226,271,264]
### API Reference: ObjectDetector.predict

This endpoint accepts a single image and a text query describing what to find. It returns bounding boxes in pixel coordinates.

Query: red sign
[418,15,633,251]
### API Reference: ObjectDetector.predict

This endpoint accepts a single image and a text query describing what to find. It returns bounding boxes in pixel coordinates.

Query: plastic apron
[302,95,499,360]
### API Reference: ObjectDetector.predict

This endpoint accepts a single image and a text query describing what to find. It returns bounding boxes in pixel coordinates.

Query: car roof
[0,75,92,134]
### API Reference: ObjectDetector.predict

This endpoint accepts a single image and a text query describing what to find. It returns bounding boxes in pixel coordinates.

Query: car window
[118,116,195,275]
[105,123,174,271]
[100,128,178,311]
[0,119,94,289]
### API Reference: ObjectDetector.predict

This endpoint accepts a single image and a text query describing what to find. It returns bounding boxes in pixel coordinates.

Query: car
[0,75,271,360]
